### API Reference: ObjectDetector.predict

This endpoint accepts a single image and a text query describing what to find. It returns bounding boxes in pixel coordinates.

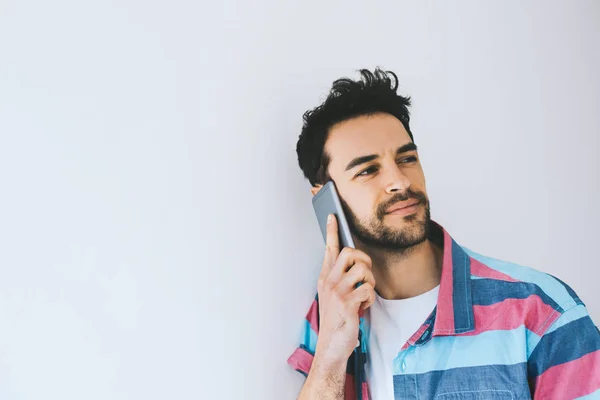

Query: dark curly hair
[296,67,413,186]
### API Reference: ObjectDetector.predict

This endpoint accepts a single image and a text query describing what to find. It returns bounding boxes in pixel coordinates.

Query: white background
[1,1,598,399]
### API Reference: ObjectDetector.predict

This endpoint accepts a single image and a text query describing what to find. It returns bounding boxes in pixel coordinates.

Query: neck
[357,238,443,300]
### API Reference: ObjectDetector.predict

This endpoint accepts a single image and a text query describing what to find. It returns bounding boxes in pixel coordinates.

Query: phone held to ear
[312,180,355,249]
[312,181,365,398]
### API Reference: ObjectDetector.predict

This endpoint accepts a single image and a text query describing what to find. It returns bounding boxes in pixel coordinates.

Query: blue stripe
[545,304,589,334]
[393,326,528,375]
[359,316,367,353]
[548,273,584,306]
[576,388,600,399]
[301,320,318,353]
[526,328,543,359]
[393,363,530,399]
[451,240,474,333]
[528,313,600,377]
[414,308,437,345]
[463,247,580,310]
[471,279,562,312]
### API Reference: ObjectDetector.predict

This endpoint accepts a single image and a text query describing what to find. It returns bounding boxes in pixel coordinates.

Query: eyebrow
[344,142,418,171]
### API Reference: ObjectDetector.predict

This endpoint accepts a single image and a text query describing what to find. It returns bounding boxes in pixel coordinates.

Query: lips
[386,199,420,214]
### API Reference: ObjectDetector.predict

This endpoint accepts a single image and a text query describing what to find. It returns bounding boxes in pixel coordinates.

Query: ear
[310,184,323,197]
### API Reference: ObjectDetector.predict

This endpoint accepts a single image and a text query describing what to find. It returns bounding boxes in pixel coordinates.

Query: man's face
[312,112,430,251]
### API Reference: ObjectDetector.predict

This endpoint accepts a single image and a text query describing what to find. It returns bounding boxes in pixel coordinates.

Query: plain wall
[1,1,598,399]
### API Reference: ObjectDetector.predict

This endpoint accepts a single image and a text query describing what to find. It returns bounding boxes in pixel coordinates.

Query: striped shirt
[287,222,600,399]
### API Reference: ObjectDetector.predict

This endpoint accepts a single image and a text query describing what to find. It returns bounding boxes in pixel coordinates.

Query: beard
[340,188,431,252]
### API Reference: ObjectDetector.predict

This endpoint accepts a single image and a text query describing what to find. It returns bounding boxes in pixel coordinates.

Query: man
[287,68,600,399]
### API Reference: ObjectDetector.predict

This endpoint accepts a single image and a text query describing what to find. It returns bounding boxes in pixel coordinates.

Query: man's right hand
[298,214,376,399]
[315,213,376,368]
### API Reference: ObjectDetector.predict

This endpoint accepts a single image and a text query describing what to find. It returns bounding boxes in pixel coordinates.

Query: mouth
[385,199,421,216]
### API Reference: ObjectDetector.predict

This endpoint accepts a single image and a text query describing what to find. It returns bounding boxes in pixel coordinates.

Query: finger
[319,214,340,282]
[360,287,376,311]
[327,248,372,286]
[336,262,376,295]
[348,283,376,311]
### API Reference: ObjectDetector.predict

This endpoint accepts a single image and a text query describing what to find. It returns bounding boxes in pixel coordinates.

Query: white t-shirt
[365,285,440,400]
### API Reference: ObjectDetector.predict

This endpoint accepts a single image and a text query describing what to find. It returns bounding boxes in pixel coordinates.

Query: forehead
[325,113,413,171]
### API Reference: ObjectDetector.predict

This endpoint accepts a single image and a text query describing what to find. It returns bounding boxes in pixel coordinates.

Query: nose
[383,163,411,195]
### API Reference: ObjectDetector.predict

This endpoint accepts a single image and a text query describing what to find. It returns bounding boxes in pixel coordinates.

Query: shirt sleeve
[287,296,320,377]
[527,303,600,399]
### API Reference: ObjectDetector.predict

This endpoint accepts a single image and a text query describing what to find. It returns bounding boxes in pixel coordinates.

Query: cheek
[344,194,376,219]
[408,170,427,192]
[348,201,370,218]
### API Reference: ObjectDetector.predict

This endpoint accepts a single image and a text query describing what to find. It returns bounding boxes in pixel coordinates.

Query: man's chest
[388,327,532,399]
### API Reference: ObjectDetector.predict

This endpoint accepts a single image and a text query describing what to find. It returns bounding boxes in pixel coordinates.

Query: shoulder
[463,246,583,313]
[461,246,586,338]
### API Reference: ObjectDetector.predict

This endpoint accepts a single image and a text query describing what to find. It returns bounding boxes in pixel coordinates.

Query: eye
[399,156,418,164]
[357,166,378,177]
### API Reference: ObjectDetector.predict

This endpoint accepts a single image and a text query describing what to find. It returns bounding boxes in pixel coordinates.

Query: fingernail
[327,214,332,224]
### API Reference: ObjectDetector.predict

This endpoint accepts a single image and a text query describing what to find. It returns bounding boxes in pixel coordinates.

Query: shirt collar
[429,220,475,336]
[401,221,475,348]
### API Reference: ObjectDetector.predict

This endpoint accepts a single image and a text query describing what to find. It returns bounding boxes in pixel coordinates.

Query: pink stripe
[344,373,356,400]
[465,296,559,336]
[533,349,600,399]
[342,373,369,400]
[362,382,369,400]
[287,347,314,375]
[306,299,319,334]
[433,229,455,334]
[470,258,518,282]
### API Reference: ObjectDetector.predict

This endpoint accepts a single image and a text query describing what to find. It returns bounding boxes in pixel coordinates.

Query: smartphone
[312,181,355,249]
